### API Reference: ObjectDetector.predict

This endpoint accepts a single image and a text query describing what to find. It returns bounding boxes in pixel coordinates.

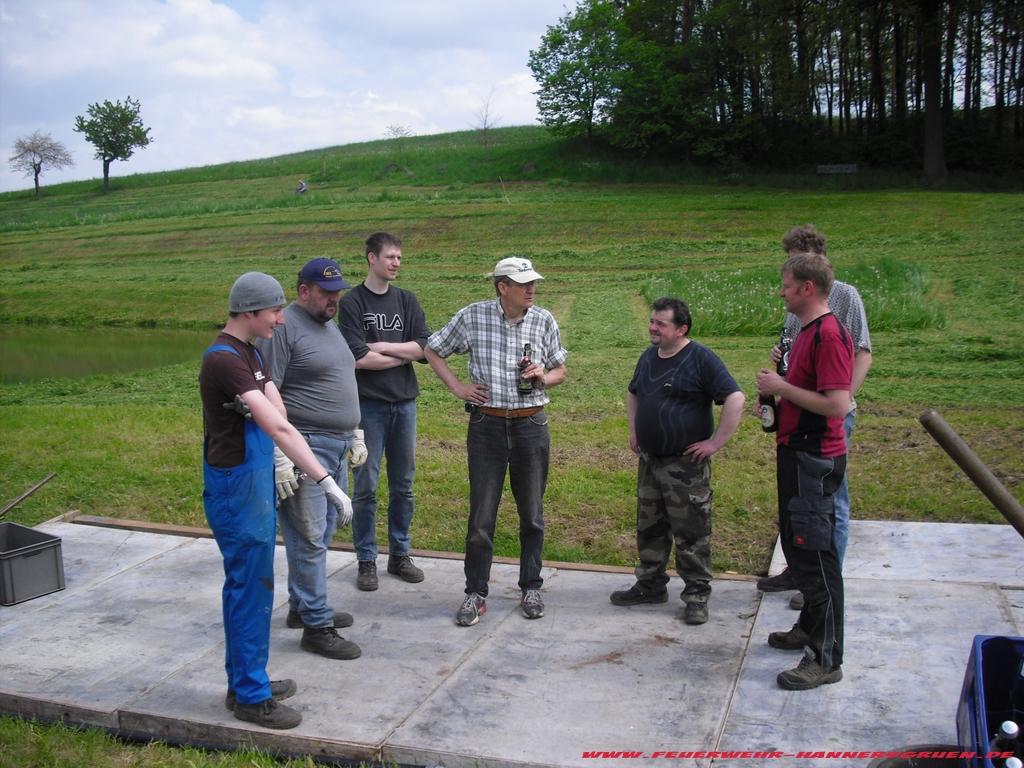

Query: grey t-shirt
[784,280,871,352]
[256,302,360,436]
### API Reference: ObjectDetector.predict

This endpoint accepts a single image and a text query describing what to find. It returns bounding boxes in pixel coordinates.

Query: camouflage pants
[634,453,713,603]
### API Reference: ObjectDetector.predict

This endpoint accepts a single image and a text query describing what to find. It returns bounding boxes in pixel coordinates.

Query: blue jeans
[352,398,417,562]
[464,409,549,597]
[277,432,351,629]
[834,410,855,566]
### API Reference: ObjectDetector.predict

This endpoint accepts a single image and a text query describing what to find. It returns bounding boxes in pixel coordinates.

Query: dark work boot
[757,567,796,592]
[609,583,669,606]
[387,555,424,583]
[232,697,302,729]
[301,626,361,660]
[357,560,378,591]
[225,679,297,711]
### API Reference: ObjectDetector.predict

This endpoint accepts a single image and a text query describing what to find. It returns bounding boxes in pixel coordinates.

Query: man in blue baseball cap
[256,258,365,662]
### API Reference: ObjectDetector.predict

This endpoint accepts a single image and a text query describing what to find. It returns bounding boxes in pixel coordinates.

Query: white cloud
[0,0,558,192]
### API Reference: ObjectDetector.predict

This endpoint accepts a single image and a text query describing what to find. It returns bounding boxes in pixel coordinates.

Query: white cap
[490,257,543,283]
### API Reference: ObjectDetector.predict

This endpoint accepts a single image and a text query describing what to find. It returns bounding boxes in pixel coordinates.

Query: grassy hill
[1,125,1022,580]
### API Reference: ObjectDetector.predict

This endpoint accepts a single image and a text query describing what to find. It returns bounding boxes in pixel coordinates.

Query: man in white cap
[425,256,568,627]
[199,271,354,729]
[256,258,362,661]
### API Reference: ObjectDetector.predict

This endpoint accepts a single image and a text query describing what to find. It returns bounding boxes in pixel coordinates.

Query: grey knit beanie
[229,272,286,313]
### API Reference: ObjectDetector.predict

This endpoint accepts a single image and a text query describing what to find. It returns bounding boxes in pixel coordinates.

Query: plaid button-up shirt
[428,298,568,409]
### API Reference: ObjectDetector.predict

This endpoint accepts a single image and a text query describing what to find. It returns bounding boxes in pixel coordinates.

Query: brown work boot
[232,697,302,729]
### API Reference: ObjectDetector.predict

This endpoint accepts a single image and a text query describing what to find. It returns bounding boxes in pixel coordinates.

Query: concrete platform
[1,518,1021,767]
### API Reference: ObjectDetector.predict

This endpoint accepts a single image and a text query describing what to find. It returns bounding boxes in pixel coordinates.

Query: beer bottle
[517,343,534,395]
[990,720,1021,761]
[759,330,792,433]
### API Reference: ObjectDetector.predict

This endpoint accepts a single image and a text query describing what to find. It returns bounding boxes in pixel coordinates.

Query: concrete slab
[719,580,1018,767]
[0,522,192,621]
[1,518,1021,768]
[386,571,758,768]
[769,521,1024,587]
[122,553,533,762]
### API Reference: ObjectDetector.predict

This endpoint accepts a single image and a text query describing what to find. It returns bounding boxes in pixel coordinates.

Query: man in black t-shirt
[338,232,432,591]
[610,297,745,625]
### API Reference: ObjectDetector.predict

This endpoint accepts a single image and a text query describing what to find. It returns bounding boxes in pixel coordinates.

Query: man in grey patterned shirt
[758,225,873,608]
[425,257,568,627]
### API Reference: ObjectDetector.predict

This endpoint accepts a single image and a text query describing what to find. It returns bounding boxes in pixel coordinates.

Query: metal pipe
[919,409,1024,540]
[0,472,57,519]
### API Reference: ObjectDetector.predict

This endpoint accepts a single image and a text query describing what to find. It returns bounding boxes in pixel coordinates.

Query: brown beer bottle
[517,343,534,395]
[759,331,791,432]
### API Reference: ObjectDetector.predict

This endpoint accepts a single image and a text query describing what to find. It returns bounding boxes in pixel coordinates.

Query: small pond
[0,326,216,384]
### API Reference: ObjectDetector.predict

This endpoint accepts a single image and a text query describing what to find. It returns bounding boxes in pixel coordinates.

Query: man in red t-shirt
[756,252,853,690]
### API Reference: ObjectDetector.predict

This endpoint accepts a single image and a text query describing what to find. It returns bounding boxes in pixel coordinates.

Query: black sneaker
[233,697,302,729]
[609,584,669,606]
[757,568,796,592]
[777,651,843,690]
[768,623,810,650]
[455,593,486,626]
[301,626,362,660]
[387,554,424,583]
[225,679,297,711]
[520,589,545,619]
[683,601,708,625]
[286,610,353,629]
[357,560,378,591]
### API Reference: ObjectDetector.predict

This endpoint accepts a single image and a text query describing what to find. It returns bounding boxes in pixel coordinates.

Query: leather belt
[478,405,544,419]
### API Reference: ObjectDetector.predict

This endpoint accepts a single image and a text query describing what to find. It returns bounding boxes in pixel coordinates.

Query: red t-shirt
[777,313,853,457]
[198,332,268,467]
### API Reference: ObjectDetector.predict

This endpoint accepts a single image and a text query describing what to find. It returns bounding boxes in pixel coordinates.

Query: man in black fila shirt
[338,232,432,591]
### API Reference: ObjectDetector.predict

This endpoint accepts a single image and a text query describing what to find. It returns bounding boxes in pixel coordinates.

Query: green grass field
[1,125,1022,765]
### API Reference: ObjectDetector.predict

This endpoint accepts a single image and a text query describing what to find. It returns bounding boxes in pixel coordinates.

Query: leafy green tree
[9,131,74,198]
[73,96,152,192]
[528,0,621,142]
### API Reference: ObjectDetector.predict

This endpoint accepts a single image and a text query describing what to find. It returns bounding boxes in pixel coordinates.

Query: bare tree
[385,124,413,154]
[9,131,74,198]
[474,88,501,147]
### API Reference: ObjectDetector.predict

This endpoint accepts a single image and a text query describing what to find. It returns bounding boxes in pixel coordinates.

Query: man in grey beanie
[199,271,354,730]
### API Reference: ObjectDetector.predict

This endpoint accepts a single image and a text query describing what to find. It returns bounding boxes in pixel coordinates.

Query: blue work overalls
[202,344,276,705]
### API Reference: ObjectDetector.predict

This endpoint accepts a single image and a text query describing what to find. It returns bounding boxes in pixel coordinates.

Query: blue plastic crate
[956,634,1024,768]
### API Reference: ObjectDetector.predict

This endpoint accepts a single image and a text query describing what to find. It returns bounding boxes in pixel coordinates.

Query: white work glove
[348,429,368,468]
[273,447,299,501]
[318,475,353,528]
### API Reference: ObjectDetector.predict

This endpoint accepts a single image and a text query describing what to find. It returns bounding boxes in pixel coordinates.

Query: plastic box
[0,521,66,605]
[956,634,1024,768]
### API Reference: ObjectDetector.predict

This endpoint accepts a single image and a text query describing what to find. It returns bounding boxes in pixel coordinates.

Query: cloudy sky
[0,0,563,193]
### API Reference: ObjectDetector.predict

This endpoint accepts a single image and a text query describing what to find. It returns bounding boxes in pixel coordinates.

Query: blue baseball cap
[299,258,351,291]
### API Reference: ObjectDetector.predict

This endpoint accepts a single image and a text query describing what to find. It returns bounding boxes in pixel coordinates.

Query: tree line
[529,0,1024,182]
